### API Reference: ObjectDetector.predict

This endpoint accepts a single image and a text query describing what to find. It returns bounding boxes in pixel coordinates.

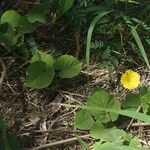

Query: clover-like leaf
[74,110,95,130]
[54,55,82,78]
[1,10,21,27]
[27,4,49,23]
[86,90,121,123]
[90,121,104,139]
[26,61,55,89]
[32,51,54,67]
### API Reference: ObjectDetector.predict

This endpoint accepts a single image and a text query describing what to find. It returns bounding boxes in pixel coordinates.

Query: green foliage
[59,0,74,14]
[54,55,82,78]
[86,11,111,68]
[131,28,150,69]
[0,117,20,150]
[27,4,49,23]
[72,87,150,150]
[74,110,94,130]
[26,52,81,89]
[86,90,121,123]
[26,61,55,89]
[122,87,150,114]
[0,10,21,27]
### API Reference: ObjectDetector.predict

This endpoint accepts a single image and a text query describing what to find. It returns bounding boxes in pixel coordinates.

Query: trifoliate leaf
[26,61,55,89]
[54,55,81,78]
[1,10,21,27]
[74,110,95,130]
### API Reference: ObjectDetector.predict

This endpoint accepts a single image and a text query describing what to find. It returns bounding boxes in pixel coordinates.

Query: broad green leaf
[0,10,21,27]
[100,129,126,144]
[93,142,145,150]
[86,11,111,69]
[90,121,104,139]
[74,110,95,130]
[54,55,82,78]
[26,61,55,89]
[59,0,74,14]
[86,90,121,123]
[32,51,54,67]
[27,4,49,23]
[122,93,141,110]
[19,16,37,33]
[77,136,90,150]
[131,28,150,70]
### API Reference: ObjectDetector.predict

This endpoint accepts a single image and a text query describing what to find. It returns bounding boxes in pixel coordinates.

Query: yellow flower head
[120,69,140,90]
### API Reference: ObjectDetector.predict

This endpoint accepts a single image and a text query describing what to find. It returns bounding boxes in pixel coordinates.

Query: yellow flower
[120,69,140,90]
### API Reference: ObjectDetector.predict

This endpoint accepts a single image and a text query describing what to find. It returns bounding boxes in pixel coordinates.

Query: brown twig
[0,58,7,91]
[32,134,90,150]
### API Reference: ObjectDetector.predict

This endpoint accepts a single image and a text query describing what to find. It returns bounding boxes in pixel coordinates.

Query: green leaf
[122,93,141,110]
[32,51,54,67]
[74,110,95,130]
[141,93,150,114]
[27,4,49,23]
[2,28,18,46]
[100,129,126,144]
[86,90,121,123]
[54,55,81,78]
[25,61,55,89]
[0,10,21,27]
[93,142,145,150]
[129,137,140,148]
[77,136,90,150]
[86,11,111,69]
[63,103,150,123]
[0,117,10,150]
[131,28,150,70]
[18,16,37,33]
[59,0,74,14]
[90,121,104,139]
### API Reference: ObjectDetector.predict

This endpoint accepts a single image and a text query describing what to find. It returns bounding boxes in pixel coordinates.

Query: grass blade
[86,11,111,69]
[131,28,150,70]
[62,104,150,123]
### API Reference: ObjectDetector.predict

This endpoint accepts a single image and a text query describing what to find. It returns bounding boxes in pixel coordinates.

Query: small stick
[0,58,7,91]
[32,134,90,150]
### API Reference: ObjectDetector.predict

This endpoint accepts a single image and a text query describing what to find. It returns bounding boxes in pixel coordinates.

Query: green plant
[0,3,49,53]
[71,87,150,150]
[25,50,82,89]
[0,117,20,150]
